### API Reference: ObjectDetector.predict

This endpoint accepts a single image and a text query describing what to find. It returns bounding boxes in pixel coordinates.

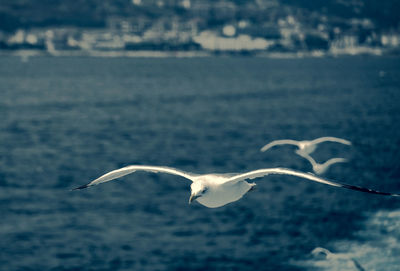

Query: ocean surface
[0,56,400,271]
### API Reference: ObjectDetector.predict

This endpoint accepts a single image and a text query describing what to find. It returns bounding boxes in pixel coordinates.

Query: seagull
[260,137,351,158]
[311,247,365,271]
[301,153,348,175]
[73,165,399,208]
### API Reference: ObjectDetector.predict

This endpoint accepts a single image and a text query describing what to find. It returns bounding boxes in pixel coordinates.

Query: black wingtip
[340,182,400,197]
[71,184,89,191]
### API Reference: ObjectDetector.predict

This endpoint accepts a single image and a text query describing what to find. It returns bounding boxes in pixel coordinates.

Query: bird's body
[296,141,317,156]
[261,137,351,158]
[193,175,255,208]
[73,165,400,208]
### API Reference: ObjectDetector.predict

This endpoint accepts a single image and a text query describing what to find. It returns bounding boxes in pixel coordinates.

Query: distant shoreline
[1,49,398,58]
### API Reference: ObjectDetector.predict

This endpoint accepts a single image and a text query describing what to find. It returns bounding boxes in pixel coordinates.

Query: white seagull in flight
[311,247,365,271]
[301,153,348,175]
[73,165,399,208]
[260,137,351,158]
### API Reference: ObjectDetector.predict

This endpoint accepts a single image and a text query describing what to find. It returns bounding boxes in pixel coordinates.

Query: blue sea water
[0,56,400,271]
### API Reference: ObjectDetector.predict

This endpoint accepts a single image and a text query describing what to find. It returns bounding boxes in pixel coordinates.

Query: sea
[0,55,400,271]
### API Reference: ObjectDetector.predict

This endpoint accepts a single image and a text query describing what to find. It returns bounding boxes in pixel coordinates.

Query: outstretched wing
[310,137,352,146]
[260,139,300,152]
[225,168,400,197]
[73,165,197,190]
[322,158,347,168]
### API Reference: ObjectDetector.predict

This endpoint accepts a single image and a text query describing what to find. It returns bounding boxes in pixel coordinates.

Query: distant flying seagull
[301,153,348,175]
[311,247,365,271]
[260,137,351,158]
[73,165,399,208]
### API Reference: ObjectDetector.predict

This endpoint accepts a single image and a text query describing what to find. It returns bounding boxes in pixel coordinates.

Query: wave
[293,209,400,270]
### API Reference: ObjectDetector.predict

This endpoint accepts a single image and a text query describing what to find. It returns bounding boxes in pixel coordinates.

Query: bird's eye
[201,188,208,194]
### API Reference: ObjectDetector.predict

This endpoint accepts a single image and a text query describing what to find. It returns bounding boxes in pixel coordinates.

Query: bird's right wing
[260,139,300,152]
[225,168,400,197]
[73,165,197,190]
[310,137,352,146]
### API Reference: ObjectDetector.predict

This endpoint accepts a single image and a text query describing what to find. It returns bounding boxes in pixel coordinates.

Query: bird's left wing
[73,165,197,190]
[225,168,400,197]
[322,158,347,168]
[310,136,352,146]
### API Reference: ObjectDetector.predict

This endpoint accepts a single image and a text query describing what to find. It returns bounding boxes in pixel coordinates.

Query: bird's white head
[189,182,208,204]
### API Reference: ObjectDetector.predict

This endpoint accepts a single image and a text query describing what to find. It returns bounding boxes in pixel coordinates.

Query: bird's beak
[189,194,199,204]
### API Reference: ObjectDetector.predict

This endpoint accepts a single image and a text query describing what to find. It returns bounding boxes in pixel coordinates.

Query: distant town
[1,0,399,57]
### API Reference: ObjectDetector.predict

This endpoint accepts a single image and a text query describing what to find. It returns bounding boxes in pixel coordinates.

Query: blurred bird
[260,137,351,158]
[301,153,348,175]
[311,247,365,271]
[73,165,400,208]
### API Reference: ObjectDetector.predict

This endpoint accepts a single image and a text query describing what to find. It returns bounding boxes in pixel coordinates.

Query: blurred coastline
[1,0,400,58]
